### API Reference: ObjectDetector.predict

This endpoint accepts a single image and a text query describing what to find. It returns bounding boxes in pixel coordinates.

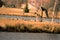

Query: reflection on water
[0,32,60,40]
[0,15,60,23]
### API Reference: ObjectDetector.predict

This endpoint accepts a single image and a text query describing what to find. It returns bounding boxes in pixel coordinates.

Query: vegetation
[24,6,29,13]
[24,0,29,13]
[0,23,60,34]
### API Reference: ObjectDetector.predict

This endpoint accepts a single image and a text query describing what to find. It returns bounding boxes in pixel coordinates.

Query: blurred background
[0,0,60,18]
[1,0,60,11]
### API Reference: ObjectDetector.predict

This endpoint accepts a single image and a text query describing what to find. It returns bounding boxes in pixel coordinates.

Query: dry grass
[0,18,60,33]
[0,8,60,33]
[0,8,36,17]
[0,8,60,18]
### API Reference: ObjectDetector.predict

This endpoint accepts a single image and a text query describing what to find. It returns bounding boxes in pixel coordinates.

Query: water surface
[0,32,60,40]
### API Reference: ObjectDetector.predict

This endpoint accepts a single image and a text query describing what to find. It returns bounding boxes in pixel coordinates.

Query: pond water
[0,15,60,23]
[0,32,60,40]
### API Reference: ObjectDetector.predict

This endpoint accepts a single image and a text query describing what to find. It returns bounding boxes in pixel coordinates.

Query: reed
[0,22,60,33]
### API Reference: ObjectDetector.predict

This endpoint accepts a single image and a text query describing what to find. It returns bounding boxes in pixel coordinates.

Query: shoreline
[0,18,60,33]
[0,8,60,19]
